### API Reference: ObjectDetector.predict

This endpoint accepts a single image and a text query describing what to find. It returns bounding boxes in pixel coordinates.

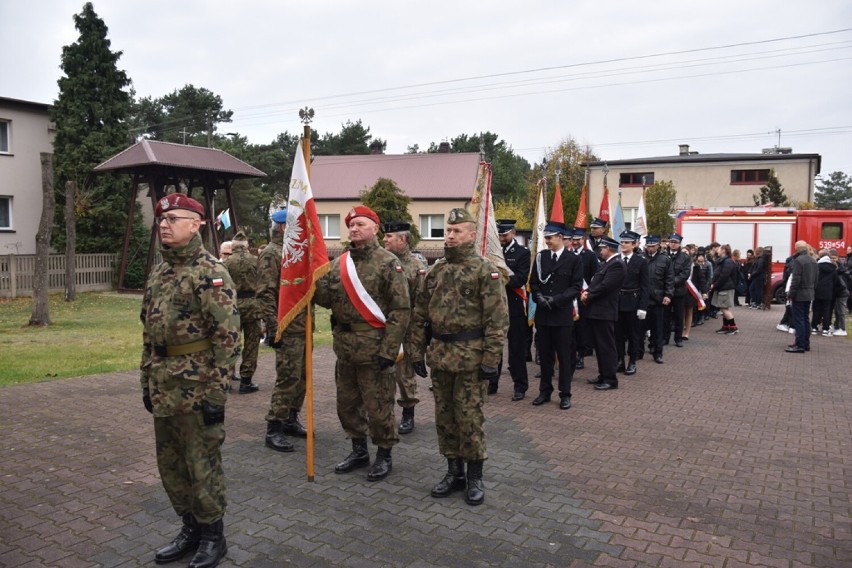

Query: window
[0,196,11,229]
[0,121,9,153]
[619,172,654,187]
[731,169,770,184]
[318,214,340,238]
[420,214,444,239]
[821,222,843,241]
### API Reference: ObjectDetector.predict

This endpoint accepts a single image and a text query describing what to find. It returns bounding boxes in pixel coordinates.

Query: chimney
[438,141,450,153]
[678,144,690,155]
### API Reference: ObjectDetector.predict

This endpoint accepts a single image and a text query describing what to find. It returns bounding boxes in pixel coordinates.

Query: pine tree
[360,178,421,246]
[51,2,134,253]
[814,171,852,210]
[645,180,677,237]
[752,171,789,207]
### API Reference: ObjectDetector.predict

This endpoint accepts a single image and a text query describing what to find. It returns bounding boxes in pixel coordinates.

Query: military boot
[334,438,370,473]
[188,519,226,568]
[465,460,485,506]
[398,407,415,435]
[264,421,294,453]
[281,408,308,437]
[238,376,259,394]
[430,458,466,498]
[367,447,393,481]
[155,513,200,563]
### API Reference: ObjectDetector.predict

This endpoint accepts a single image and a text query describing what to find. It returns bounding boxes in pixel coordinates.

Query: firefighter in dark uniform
[587,217,608,260]
[529,221,584,410]
[496,219,530,400]
[665,233,692,347]
[644,235,673,364]
[569,228,600,370]
[616,230,650,376]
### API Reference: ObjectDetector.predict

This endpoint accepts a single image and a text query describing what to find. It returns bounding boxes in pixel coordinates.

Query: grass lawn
[0,291,333,387]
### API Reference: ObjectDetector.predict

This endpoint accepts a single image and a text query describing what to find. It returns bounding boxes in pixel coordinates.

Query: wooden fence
[0,254,116,298]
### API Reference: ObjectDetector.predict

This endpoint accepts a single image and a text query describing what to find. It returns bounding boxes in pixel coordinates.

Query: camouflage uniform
[224,241,260,382]
[410,241,509,462]
[313,238,410,449]
[392,245,427,410]
[140,232,240,525]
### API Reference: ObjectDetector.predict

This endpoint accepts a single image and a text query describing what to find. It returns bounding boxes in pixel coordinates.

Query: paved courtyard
[1,306,850,567]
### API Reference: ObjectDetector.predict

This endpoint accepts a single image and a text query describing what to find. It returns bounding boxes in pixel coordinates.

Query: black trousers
[616,310,642,363]
[665,292,686,341]
[588,319,618,386]
[505,314,529,394]
[647,304,665,357]
[536,324,575,397]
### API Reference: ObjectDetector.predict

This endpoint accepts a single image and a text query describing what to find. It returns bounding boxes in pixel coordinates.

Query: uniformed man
[665,233,693,347]
[588,217,608,258]
[224,230,260,394]
[218,240,232,262]
[496,219,530,400]
[258,209,310,454]
[529,221,584,410]
[570,228,600,370]
[410,207,509,506]
[644,235,674,364]
[382,220,427,435]
[582,236,626,390]
[141,193,239,568]
[615,230,650,377]
[314,205,410,481]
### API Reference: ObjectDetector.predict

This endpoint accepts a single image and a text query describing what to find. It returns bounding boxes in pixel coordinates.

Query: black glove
[142,388,153,414]
[264,332,282,349]
[412,361,428,378]
[377,356,395,371]
[479,365,499,381]
[202,401,225,426]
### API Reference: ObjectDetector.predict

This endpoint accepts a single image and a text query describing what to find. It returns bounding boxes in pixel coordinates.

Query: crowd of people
[138,194,850,567]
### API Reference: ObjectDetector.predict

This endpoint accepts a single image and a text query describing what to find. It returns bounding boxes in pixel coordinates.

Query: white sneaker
[834,329,847,336]
[776,324,790,332]
[789,328,796,334]
[823,330,833,337]
[812,329,818,335]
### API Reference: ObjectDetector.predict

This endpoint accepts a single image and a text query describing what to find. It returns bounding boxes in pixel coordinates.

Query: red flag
[598,181,610,223]
[276,139,330,336]
[550,177,564,223]
[574,176,588,229]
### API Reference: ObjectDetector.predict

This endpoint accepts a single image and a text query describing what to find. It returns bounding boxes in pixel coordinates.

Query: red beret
[345,205,379,227]
[155,194,205,217]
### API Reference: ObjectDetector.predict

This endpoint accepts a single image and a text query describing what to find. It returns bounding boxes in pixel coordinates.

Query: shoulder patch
[418,268,427,275]
[490,272,500,280]
[212,277,224,287]
[395,265,403,273]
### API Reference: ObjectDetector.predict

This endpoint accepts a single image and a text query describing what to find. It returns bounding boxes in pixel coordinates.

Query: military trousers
[665,292,686,342]
[395,354,419,408]
[265,334,307,422]
[154,413,226,525]
[505,314,529,394]
[430,368,487,461]
[646,304,666,357]
[616,310,642,363]
[335,359,398,448]
[239,313,261,379]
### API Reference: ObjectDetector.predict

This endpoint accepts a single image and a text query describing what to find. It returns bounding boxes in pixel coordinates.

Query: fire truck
[677,208,852,302]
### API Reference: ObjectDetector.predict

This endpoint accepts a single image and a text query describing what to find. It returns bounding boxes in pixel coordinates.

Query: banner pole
[302,125,315,482]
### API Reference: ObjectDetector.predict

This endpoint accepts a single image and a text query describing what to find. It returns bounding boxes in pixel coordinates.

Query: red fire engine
[677,208,852,301]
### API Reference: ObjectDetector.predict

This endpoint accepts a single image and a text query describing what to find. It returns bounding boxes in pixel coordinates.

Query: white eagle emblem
[281,211,308,269]
[159,197,170,211]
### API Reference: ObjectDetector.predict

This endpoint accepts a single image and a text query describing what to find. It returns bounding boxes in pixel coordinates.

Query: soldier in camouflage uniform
[410,208,509,506]
[257,209,309,453]
[382,220,427,435]
[140,194,239,568]
[314,205,410,481]
[224,231,260,394]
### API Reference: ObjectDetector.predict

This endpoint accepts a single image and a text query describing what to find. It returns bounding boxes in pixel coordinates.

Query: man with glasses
[141,193,240,568]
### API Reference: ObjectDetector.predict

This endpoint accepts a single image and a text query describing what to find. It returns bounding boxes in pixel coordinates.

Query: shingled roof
[310,152,481,200]
[94,139,265,178]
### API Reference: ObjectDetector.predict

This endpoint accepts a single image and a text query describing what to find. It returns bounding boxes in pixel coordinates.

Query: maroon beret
[345,205,379,226]
[155,194,205,217]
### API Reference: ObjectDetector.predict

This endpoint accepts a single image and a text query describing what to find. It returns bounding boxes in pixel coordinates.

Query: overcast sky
[3,0,851,177]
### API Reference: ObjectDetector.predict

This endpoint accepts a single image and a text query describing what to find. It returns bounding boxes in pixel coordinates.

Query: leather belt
[433,329,484,342]
[337,322,376,332]
[237,291,256,299]
[153,338,213,357]
[620,289,639,295]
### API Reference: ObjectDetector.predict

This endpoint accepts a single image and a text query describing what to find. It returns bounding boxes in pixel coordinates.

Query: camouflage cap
[447,208,475,225]
[233,230,247,241]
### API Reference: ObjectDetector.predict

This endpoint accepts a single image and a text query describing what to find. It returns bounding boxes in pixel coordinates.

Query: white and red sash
[686,277,706,311]
[339,251,386,328]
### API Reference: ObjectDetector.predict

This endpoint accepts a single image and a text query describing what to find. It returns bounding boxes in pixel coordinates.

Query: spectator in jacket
[709,244,739,334]
[683,250,706,338]
[786,242,818,352]
[829,249,849,336]
[748,247,768,309]
[812,249,838,336]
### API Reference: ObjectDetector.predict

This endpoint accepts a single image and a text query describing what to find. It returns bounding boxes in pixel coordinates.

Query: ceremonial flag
[686,277,706,311]
[527,180,547,325]
[468,161,510,280]
[598,181,610,225]
[276,138,330,337]
[217,208,231,230]
[574,172,589,229]
[635,190,648,237]
[550,176,564,223]
[612,193,626,241]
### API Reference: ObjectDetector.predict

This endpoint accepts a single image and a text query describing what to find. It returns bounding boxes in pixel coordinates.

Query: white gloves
[636,309,647,320]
